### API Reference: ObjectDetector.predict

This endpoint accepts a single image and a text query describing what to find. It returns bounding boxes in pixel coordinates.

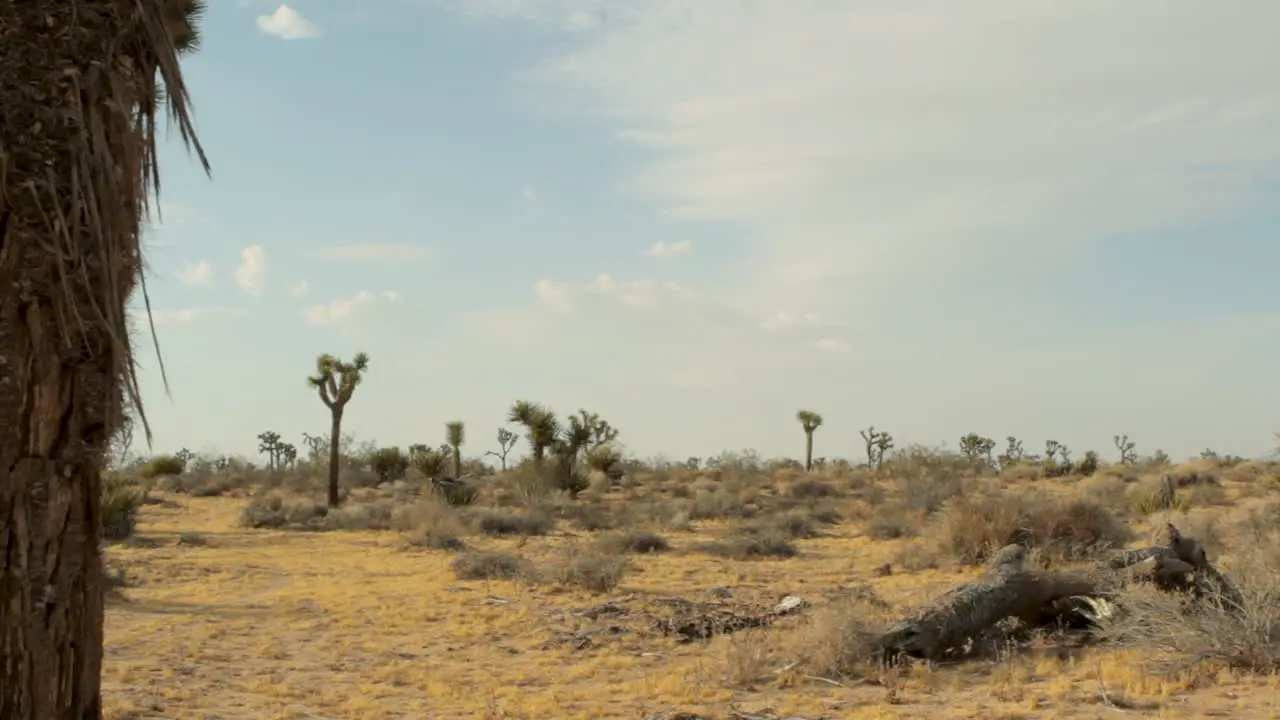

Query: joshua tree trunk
[0,307,112,718]
[2,0,209,714]
[327,409,343,507]
[804,431,815,471]
[451,444,462,479]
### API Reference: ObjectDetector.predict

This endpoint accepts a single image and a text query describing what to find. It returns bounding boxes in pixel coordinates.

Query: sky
[134,0,1280,465]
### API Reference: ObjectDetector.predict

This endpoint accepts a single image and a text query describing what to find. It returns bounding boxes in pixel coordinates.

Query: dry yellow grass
[102,467,1280,719]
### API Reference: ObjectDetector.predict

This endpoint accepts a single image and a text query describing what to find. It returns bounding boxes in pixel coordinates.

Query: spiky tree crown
[796,410,823,432]
[446,421,465,447]
[308,352,369,408]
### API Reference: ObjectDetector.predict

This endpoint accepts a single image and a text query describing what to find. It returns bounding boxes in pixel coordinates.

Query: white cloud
[447,1,1280,318]
[257,4,322,39]
[235,245,266,297]
[533,279,575,313]
[304,290,400,326]
[175,260,214,287]
[315,243,431,262]
[149,307,221,327]
[814,337,851,353]
[643,240,693,260]
[285,280,310,298]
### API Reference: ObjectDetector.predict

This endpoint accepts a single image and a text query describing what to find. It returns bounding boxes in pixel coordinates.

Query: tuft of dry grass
[697,530,798,560]
[593,529,670,555]
[393,500,468,551]
[451,550,533,581]
[473,508,554,536]
[544,547,631,593]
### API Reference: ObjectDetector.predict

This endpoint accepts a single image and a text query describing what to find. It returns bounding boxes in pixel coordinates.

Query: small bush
[474,509,554,537]
[595,530,670,555]
[793,598,890,679]
[547,548,630,593]
[431,481,479,507]
[698,531,797,560]
[101,475,145,541]
[392,500,467,551]
[863,504,920,540]
[239,492,329,530]
[928,491,1131,564]
[140,454,186,479]
[451,551,532,581]
[787,478,837,499]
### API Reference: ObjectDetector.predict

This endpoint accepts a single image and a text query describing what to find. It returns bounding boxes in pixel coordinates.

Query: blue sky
[135,0,1280,464]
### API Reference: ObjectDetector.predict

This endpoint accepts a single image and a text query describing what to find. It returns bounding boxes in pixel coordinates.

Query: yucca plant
[445,421,465,479]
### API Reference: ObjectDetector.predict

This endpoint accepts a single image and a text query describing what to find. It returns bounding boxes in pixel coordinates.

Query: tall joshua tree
[445,421,465,479]
[0,1,209,715]
[508,400,558,467]
[308,352,369,506]
[796,410,823,471]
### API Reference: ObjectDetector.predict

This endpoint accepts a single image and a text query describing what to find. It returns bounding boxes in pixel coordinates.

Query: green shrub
[140,454,186,479]
[370,446,409,483]
[101,475,145,541]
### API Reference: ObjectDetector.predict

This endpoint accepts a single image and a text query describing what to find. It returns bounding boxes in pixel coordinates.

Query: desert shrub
[239,491,328,530]
[546,547,630,593]
[689,489,755,520]
[370,446,410,483]
[1099,543,1280,674]
[474,508,553,536]
[698,530,797,560]
[558,502,617,531]
[322,498,395,530]
[595,530,670,555]
[1078,450,1100,476]
[154,472,239,497]
[1128,476,1188,516]
[807,505,842,525]
[792,597,891,679]
[1078,474,1128,511]
[753,513,818,539]
[451,550,532,581]
[431,481,479,507]
[140,454,186,479]
[787,478,837,499]
[863,504,921,540]
[101,475,145,541]
[928,491,1131,564]
[391,499,467,550]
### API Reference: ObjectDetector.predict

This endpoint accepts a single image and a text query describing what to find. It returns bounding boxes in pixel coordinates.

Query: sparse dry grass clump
[473,508,555,536]
[1101,543,1280,675]
[593,529,670,554]
[792,597,891,679]
[451,550,532,581]
[392,500,467,550]
[101,474,146,541]
[697,528,798,560]
[927,490,1131,564]
[545,547,631,593]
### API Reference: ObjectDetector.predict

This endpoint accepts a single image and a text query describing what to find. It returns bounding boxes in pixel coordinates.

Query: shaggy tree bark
[0,296,113,719]
[327,409,343,507]
[1,1,208,715]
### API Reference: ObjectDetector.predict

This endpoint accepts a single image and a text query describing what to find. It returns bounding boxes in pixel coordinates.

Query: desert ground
[100,449,1280,719]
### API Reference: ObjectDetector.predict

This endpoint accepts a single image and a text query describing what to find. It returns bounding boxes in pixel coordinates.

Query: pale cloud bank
[305,290,400,325]
[176,260,214,287]
[235,245,266,297]
[315,243,431,262]
[644,240,692,260]
[257,4,322,39]
[445,0,1280,319]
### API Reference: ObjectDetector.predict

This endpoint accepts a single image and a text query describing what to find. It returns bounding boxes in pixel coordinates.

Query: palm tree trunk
[804,431,814,471]
[327,408,343,507]
[0,291,110,718]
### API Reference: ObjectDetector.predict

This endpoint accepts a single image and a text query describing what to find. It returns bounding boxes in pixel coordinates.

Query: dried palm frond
[0,0,211,446]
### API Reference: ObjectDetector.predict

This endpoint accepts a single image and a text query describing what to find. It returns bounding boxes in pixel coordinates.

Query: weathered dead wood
[655,595,809,642]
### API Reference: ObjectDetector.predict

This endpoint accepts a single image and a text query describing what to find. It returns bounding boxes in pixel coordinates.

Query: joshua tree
[958,433,996,467]
[0,0,210,713]
[551,417,593,496]
[277,443,298,470]
[1114,434,1137,465]
[796,410,823,471]
[258,430,282,470]
[997,436,1025,468]
[445,421,465,479]
[861,426,894,468]
[308,352,370,506]
[301,432,327,465]
[485,428,519,470]
[508,400,559,467]
[577,409,619,448]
